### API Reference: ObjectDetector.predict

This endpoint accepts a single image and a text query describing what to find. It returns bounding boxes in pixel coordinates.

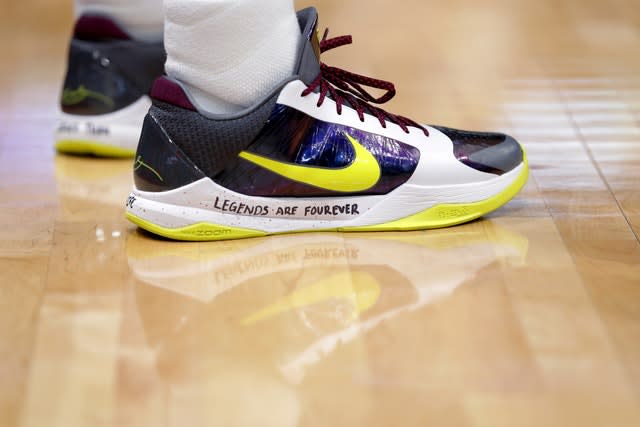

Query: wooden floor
[2,0,640,426]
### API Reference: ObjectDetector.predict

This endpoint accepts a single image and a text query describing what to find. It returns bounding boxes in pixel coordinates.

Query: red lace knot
[301,29,428,136]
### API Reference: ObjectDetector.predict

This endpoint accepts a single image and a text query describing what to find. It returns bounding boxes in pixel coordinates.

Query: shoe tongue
[301,8,321,60]
[295,8,322,85]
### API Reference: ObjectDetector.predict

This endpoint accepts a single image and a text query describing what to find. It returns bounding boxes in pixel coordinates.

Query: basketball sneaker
[56,14,165,157]
[126,7,528,241]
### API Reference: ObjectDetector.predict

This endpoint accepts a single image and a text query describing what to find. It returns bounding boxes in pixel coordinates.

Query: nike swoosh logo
[62,85,115,108]
[241,271,382,326]
[239,133,381,193]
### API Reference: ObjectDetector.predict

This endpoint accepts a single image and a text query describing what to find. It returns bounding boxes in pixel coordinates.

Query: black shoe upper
[435,126,524,176]
[61,15,165,116]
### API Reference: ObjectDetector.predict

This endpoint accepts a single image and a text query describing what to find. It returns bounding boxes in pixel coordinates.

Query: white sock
[74,0,164,42]
[164,0,300,113]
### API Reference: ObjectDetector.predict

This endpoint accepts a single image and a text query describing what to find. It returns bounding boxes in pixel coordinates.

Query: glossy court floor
[1,0,640,426]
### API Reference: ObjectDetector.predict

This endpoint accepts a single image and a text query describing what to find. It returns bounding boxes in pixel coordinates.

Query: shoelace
[301,29,429,136]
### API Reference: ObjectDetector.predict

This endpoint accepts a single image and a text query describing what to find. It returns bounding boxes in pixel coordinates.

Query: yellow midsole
[126,155,529,242]
[56,140,136,158]
[346,157,529,232]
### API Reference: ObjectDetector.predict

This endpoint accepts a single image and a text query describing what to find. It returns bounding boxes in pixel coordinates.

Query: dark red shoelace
[301,29,428,136]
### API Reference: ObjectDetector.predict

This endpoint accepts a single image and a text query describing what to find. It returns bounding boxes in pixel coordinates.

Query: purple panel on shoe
[216,105,420,197]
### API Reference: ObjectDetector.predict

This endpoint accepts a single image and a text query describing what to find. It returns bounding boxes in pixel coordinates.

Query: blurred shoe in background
[55,14,165,157]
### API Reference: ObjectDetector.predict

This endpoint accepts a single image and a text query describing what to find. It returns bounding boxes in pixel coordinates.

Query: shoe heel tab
[151,77,197,111]
[74,15,131,41]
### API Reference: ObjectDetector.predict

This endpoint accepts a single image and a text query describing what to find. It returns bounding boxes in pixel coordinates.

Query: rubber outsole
[56,140,136,158]
[127,155,529,242]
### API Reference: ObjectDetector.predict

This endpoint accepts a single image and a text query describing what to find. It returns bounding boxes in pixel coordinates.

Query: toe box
[435,126,523,175]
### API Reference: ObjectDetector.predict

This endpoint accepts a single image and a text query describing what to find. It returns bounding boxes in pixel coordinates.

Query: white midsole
[55,96,151,150]
[126,163,524,233]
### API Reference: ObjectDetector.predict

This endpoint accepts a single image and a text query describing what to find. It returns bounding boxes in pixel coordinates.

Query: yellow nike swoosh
[239,133,381,193]
[241,271,382,326]
[61,85,115,107]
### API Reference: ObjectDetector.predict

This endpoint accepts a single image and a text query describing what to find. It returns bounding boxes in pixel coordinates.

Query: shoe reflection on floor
[127,222,528,388]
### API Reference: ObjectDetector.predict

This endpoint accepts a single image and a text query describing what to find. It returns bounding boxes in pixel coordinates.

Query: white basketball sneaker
[126,7,528,241]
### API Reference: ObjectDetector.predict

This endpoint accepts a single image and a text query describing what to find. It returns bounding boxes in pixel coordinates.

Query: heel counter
[134,113,206,192]
[61,39,143,116]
